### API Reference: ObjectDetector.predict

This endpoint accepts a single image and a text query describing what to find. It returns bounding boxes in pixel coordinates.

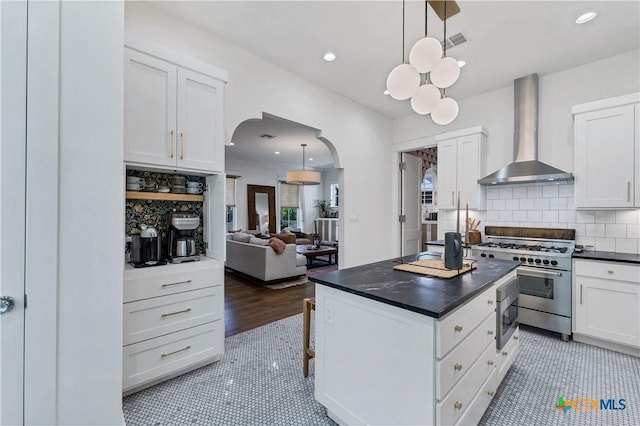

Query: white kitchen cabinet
[124,46,226,174]
[436,126,487,210]
[573,259,640,355]
[573,93,640,209]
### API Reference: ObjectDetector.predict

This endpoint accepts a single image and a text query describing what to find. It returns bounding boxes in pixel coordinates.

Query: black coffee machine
[130,224,166,268]
[167,212,200,263]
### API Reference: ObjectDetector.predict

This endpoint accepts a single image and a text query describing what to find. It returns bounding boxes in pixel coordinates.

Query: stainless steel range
[472,226,575,341]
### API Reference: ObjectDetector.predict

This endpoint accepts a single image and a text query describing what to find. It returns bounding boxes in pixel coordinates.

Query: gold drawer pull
[487,300,494,305]
[180,132,185,159]
[608,270,614,274]
[454,401,463,410]
[502,351,508,356]
[487,360,494,366]
[513,336,519,340]
[487,389,495,396]
[161,345,191,358]
[454,363,463,371]
[454,325,463,332]
[170,130,175,158]
[162,279,192,288]
[487,330,494,335]
[161,308,192,318]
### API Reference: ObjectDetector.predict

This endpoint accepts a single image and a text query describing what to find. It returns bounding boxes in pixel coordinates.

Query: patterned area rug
[264,276,309,290]
[123,316,640,425]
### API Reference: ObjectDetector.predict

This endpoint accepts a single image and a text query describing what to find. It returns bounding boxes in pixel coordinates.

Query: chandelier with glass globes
[386,0,460,125]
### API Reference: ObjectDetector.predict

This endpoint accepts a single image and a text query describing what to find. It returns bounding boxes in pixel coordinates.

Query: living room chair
[302,297,316,377]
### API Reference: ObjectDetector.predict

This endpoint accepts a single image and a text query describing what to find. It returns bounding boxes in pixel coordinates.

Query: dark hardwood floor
[224,271,316,337]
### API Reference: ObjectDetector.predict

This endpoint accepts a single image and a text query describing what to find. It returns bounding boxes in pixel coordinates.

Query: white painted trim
[125,34,228,82]
[572,92,640,115]
[435,125,488,141]
[393,135,437,153]
[23,1,59,424]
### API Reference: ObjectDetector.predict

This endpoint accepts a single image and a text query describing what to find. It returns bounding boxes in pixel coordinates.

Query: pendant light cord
[424,1,428,37]
[402,0,406,63]
[442,0,448,97]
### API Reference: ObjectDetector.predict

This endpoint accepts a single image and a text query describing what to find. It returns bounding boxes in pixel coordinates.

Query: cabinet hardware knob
[180,132,185,160]
[454,401,463,410]
[161,345,191,358]
[454,363,463,371]
[162,279,192,288]
[454,325,463,332]
[502,351,508,356]
[170,130,175,159]
[513,336,519,340]
[487,390,495,396]
[487,330,494,335]
[607,270,614,274]
[487,300,494,305]
[161,308,192,318]
[487,360,494,366]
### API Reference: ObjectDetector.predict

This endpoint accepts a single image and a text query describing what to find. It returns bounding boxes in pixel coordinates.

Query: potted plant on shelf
[315,199,329,218]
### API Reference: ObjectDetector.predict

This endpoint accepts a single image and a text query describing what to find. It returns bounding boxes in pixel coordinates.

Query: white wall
[126,3,394,267]
[57,2,124,424]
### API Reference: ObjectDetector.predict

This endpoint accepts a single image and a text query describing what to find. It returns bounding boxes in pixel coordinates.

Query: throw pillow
[293,231,306,239]
[268,237,286,254]
[271,233,295,244]
[231,232,252,243]
[249,237,269,246]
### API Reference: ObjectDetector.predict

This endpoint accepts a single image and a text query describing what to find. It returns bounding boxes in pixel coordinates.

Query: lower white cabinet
[573,259,640,353]
[123,258,224,394]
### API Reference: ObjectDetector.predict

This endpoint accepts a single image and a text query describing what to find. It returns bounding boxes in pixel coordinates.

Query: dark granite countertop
[573,250,640,265]
[309,253,519,319]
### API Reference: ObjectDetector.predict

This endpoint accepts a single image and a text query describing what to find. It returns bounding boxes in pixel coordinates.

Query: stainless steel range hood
[478,74,573,186]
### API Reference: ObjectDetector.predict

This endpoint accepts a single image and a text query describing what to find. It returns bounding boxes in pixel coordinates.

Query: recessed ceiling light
[383,90,390,95]
[323,52,336,62]
[275,151,280,155]
[309,158,314,161]
[457,60,466,68]
[576,12,597,24]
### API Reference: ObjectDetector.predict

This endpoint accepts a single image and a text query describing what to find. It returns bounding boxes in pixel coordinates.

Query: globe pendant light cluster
[386,0,460,125]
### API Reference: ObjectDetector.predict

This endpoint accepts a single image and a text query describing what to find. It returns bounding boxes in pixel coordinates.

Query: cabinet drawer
[436,312,495,399]
[496,327,520,384]
[574,259,640,283]
[455,368,498,426]
[124,286,222,345]
[436,281,498,358]
[124,260,221,302]
[436,341,495,426]
[123,320,223,391]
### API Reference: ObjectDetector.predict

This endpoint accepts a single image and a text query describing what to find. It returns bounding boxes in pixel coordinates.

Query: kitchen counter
[309,252,519,318]
[573,250,640,265]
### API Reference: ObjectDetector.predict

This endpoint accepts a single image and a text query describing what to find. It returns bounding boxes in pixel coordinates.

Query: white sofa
[225,239,307,282]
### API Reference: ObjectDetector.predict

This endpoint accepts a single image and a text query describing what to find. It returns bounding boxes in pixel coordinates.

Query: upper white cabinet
[573,93,640,209]
[124,45,226,173]
[436,126,487,210]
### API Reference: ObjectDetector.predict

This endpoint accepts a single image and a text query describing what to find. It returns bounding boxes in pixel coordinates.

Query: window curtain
[279,182,299,208]
[225,176,237,206]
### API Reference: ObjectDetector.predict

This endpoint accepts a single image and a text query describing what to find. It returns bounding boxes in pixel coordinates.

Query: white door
[436,139,457,210]
[401,154,422,256]
[124,48,177,168]
[1,1,27,423]
[177,67,223,172]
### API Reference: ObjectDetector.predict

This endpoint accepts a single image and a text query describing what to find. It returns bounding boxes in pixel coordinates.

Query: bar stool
[302,297,316,377]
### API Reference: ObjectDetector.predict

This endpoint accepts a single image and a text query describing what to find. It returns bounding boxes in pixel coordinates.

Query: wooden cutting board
[393,258,476,278]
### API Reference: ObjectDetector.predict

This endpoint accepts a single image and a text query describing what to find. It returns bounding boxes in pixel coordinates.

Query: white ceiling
[148,0,640,169]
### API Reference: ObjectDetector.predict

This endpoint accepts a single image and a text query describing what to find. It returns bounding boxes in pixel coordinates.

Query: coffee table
[296,245,338,269]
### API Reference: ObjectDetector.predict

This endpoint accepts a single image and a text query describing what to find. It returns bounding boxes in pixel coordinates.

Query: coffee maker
[130,224,165,268]
[167,212,200,263]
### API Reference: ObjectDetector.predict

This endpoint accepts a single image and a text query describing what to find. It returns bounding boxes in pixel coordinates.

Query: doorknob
[0,296,15,314]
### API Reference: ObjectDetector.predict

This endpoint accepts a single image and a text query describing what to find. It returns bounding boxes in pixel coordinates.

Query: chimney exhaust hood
[478,74,573,186]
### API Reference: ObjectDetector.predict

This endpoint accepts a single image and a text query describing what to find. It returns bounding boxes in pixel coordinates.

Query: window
[330,183,339,207]
[421,174,434,207]
[280,182,299,230]
[226,176,238,231]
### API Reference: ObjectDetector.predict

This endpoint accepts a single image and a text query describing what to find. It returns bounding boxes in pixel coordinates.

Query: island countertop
[309,252,519,319]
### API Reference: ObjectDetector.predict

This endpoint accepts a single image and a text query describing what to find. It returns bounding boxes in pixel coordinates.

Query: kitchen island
[309,252,519,426]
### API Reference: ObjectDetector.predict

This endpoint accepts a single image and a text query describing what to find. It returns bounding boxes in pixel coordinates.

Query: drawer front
[124,287,222,345]
[124,261,221,303]
[436,341,496,426]
[436,312,496,399]
[574,259,640,283]
[455,368,498,426]
[437,281,499,358]
[123,320,223,391]
[497,327,520,384]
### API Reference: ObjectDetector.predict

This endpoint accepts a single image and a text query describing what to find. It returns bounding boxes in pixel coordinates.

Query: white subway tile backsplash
[499,187,513,200]
[558,210,575,223]
[543,211,559,223]
[488,211,500,221]
[615,238,639,254]
[595,237,616,252]
[570,223,586,237]
[512,210,527,222]
[493,199,506,210]
[576,236,595,248]
[487,187,500,200]
[505,199,520,210]
[595,211,616,224]
[500,211,513,221]
[527,211,543,222]
[576,211,595,224]
[585,224,605,238]
[558,184,573,198]
[542,185,559,199]
[527,186,543,198]
[549,198,567,210]
[616,210,639,224]
[627,225,640,239]
[513,186,528,198]
[534,198,550,211]
[566,197,575,210]
[605,223,627,238]
[520,199,534,210]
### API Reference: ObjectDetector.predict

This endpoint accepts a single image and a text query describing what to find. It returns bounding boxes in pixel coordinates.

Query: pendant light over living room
[286,143,321,185]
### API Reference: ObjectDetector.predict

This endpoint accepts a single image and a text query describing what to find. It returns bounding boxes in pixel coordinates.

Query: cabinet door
[575,104,636,208]
[457,135,482,209]
[176,68,224,173]
[437,139,458,210]
[575,276,640,347]
[124,49,177,167]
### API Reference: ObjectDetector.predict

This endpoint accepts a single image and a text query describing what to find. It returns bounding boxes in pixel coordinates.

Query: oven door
[517,266,571,317]
[497,286,519,350]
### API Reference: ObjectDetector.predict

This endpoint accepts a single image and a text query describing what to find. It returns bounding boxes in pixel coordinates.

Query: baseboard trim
[573,334,640,357]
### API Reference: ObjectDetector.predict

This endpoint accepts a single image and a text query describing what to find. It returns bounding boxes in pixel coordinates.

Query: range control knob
[527,258,533,263]
[520,257,526,262]
[488,254,494,259]
[543,259,550,265]
[480,253,487,257]
[535,259,542,264]
[551,260,558,266]
[513,256,519,261]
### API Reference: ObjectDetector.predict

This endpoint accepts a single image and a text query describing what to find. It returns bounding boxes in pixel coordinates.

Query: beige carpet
[265,275,309,290]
